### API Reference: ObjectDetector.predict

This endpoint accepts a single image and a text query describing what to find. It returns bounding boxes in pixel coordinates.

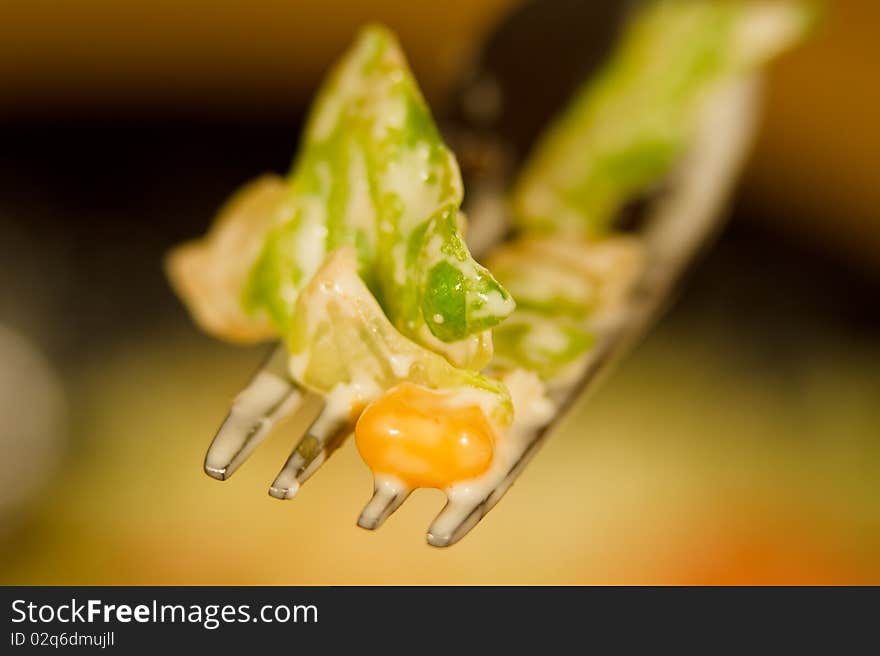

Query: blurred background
[1,0,878,585]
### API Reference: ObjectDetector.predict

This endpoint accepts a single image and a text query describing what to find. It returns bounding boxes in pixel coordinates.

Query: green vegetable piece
[512,0,814,236]
[242,25,513,363]
[492,313,594,382]
[288,248,513,426]
[487,235,644,381]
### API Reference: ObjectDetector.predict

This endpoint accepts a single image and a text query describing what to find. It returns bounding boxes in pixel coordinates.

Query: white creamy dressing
[522,318,573,354]
[318,380,382,433]
[413,323,493,370]
[371,473,409,499]
[442,383,513,427]
[387,353,416,378]
[346,145,377,253]
[372,88,406,142]
[735,2,810,67]
[444,369,555,506]
[295,193,331,282]
[470,287,515,323]
[295,217,329,277]
[390,242,407,285]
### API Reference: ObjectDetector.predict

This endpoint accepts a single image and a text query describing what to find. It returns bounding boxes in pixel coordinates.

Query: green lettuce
[512,0,814,236]
[242,25,513,367]
[492,313,594,382]
[288,248,513,426]
[486,236,642,381]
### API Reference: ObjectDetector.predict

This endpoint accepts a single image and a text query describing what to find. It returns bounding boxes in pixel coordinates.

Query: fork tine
[204,345,303,481]
[426,504,479,548]
[357,479,411,530]
[268,410,350,500]
[426,435,545,547]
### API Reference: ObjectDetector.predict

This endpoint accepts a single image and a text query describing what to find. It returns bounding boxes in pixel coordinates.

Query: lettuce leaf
[242,25,513,366]
[512,0,814,236]
[165,175,287,343]
[487,236,643,381]
[288,247,513,427]
[492,313,594,382]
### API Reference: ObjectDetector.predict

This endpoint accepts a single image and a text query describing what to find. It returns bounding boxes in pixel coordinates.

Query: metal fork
[201,1,763,546]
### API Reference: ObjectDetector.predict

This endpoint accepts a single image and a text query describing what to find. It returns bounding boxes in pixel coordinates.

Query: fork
[201,0,763,547]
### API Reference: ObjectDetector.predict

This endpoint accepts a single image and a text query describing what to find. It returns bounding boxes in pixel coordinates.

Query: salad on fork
[166,0,812,546]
